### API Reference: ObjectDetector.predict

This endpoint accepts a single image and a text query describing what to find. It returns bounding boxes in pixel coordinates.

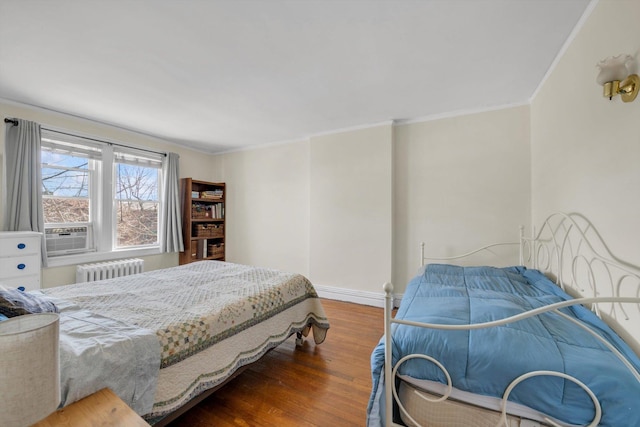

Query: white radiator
[76,258,144,283]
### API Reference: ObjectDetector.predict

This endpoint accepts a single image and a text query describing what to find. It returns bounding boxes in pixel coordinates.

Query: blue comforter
[367,265,640,427]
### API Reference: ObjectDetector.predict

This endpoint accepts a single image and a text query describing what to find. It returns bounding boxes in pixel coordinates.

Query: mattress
[41,261,330,420]
[367,264,640,427]
[397,376,553,426]
[397,380,551,427]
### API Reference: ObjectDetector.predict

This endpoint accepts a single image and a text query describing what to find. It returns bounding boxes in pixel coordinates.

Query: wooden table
[32,388,150,427]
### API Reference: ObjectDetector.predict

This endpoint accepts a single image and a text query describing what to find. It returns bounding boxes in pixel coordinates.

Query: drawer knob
[17,243,26,249]
[17,264,26,270]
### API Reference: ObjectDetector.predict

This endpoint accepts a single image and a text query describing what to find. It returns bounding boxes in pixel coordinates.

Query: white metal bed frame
[382,212,640,427]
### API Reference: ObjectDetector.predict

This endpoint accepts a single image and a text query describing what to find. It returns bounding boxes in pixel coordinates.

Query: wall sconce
[596,54,639,102]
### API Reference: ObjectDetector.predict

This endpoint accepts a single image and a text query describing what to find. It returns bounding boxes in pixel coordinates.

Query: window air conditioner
[45,225,91,256]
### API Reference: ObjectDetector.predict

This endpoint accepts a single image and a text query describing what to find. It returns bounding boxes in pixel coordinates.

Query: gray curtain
[160,152,184,253]
[4,119,48,265]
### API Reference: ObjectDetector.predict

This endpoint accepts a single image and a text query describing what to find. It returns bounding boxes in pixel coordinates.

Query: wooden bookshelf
[179,178,225,265]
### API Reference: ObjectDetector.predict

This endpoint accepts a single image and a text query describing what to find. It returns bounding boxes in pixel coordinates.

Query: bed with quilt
[20,260,329,424]
[367,213,640,427]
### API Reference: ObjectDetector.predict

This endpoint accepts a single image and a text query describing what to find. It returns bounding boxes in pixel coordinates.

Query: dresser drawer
[0,274,41,291]
[0,254,41,279]
[0,232,42,291]
[0,234,41,256]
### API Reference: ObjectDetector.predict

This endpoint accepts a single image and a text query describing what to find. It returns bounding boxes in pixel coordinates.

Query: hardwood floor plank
[167,299,384,427]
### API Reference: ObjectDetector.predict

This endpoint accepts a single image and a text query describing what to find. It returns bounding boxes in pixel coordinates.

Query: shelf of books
[179,178,226,265]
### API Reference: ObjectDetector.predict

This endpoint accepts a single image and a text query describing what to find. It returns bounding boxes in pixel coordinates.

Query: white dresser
[0,231,42,291]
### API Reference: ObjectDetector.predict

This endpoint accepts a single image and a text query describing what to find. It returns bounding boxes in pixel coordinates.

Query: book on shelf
[197,239,208,258]
[200,189,223,199]
[211,203,225,219]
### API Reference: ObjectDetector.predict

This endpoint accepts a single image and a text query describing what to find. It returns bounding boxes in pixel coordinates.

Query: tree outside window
[115,163,159,248]
[41,151,90,224]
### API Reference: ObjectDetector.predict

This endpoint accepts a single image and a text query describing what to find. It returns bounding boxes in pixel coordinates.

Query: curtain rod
[4,117,167,157]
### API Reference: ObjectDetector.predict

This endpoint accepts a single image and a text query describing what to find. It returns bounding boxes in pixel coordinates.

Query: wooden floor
[167,299,384,427]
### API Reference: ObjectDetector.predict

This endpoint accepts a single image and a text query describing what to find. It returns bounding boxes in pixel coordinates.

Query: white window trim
[99,146,113,253]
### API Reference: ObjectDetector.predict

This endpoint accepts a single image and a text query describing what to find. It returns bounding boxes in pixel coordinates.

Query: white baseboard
[313,284,402,308]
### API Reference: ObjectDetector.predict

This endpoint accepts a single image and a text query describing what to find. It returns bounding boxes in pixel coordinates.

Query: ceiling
[0,0,591,153]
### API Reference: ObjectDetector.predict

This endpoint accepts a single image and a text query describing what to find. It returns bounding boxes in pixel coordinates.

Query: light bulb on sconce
[596,54,639,102]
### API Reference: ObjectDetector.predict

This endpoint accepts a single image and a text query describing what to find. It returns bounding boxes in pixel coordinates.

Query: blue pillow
[0,313,8,321]
[0,288,58,318]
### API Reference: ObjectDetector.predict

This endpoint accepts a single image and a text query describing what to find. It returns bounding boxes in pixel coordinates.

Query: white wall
[214,124,395,304]
[309,124,393,297]
[213,114,530,302]
[393,106,531,292]
[218,140,310,275]
[531,0,640,349]
[0,99,221,287]
[532,0,640,268]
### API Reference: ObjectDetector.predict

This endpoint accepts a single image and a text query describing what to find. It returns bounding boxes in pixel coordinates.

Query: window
[41,130,163,257]
[114,148,161,248]
[41,145,93,224]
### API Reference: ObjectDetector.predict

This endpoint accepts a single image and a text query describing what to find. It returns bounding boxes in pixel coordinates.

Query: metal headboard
[419,211,640,353]
[521,212,640,354]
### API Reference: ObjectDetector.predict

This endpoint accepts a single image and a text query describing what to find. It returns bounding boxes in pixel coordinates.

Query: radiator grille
[76,258,144,283]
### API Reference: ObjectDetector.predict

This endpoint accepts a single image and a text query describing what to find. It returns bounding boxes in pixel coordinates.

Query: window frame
[41,129,164,267]
[112,154,163,250]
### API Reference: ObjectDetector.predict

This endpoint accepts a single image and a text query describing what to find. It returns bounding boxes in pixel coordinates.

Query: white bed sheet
[42,294,161,415]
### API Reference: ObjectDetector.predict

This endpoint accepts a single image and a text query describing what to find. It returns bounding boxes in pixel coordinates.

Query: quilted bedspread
[42,261,330,420]
[367,264,640,427]
[43,260,329,368]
